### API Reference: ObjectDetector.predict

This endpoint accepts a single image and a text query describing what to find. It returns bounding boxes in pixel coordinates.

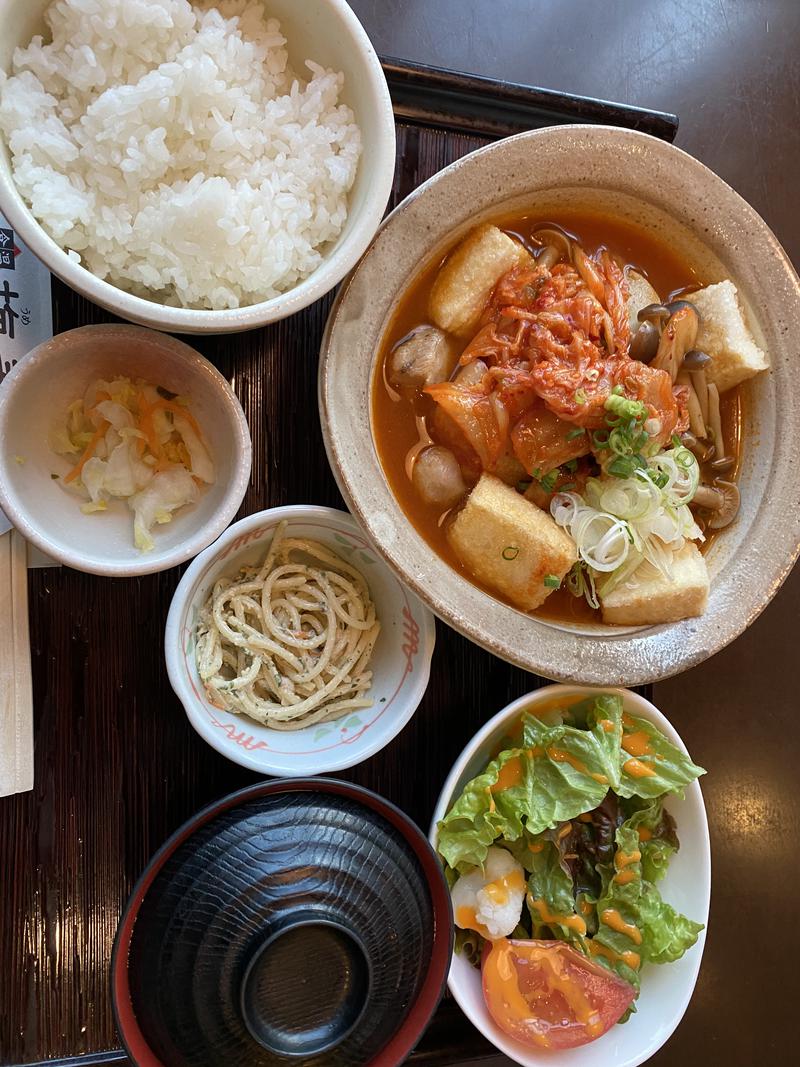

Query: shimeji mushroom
[706,382,725,456]
[637,302,672,327]
[692,480,740,529]
[630,319,661,363]
[677,370,707,439]
[682,349,712,428]
[530,226,573,269]
[652,303,700,382]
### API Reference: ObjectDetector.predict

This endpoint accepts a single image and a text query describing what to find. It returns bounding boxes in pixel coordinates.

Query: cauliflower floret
[450,845,526,940]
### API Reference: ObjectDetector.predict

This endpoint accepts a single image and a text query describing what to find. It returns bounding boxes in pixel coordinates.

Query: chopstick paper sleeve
[0,529,34,796]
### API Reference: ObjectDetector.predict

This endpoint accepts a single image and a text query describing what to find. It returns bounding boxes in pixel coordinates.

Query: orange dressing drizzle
[557,822,573,840]
[491,755,525,793]
[613,847,640,884]
[484,941,604,1040]
[483,868,526,906]
[637,826,653,841]
[621,730,653,757]
[588,939,641,971]
[614,849,641,869]
[485,943,552,1047]
[455,905,492,939]
[623,757,656,779]
[598,718,616,733]
[528,896,588,936]
[578,812,593,823]
[528,841,545,854]
[600,908,642,945]
[613,869,638,886]
[547,745,586,773]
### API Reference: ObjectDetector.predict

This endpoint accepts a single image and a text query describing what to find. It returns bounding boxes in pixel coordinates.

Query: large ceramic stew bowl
[320,125,800,686]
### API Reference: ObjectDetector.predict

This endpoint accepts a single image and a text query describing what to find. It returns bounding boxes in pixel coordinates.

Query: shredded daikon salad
[550,393,703,607]
[49,376,214,550]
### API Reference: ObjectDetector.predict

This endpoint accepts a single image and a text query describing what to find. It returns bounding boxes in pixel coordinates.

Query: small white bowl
[0,0,396,334]
[165,505,436,776]
[430,684,710,1067]
[0,324,251,575]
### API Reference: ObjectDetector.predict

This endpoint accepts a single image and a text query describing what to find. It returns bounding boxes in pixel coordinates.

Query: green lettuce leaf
[436,747,540,871]
[616,712,706,799]
[623,796,679,884]
[522,696,623,794]
[454,926,484,967]
[436,694,704,875]
[594,821,703,981]
[437,699,618,871]
[524,837,588,944]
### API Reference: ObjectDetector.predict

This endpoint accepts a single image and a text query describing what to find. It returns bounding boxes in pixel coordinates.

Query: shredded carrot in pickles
[49,376,216,551]
[63,420,110,483]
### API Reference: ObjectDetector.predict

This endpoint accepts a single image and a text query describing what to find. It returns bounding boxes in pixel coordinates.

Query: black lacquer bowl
[112,779,453,1067]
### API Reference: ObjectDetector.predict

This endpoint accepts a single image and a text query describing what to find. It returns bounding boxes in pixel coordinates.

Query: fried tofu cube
[429,224,531,337]
[447,474,576,611]
[687,280,769,393]
[600,543,709,626]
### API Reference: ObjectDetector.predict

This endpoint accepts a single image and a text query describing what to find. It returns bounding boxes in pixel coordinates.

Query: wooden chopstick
[0,528,33,797]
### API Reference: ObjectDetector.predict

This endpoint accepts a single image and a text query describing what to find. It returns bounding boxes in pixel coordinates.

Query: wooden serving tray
[0,60,675,1067]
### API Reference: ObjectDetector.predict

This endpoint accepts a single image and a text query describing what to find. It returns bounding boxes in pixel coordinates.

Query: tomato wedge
[482,939,636,1050]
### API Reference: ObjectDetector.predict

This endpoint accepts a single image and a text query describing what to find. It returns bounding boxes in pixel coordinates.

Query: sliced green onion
[502,545,520,560]
[544,574,561,589]
[574,389,588,405]
[608,455,643,479]
[676,448,695,470]
[604,393,647,420]
[566,427,586,440]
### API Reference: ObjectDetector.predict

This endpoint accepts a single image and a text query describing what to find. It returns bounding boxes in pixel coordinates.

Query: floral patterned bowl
[165,505,436,776]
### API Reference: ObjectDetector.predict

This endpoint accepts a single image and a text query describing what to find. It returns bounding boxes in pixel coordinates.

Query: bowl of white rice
[0,0,396,332]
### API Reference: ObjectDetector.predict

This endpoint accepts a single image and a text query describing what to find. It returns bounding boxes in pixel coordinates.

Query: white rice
[0,0,362,309]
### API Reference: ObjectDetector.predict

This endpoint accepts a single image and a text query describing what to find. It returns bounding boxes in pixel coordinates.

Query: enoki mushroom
[195,522,380,730]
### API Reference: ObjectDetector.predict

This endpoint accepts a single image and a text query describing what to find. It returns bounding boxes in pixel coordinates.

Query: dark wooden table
[2,3,799,1066]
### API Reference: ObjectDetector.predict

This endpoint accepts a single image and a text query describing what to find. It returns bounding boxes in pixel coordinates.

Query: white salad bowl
[430,684,710,1067]
[0,324,251,575]
[165,505,436,776]
[0,0,396,334]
